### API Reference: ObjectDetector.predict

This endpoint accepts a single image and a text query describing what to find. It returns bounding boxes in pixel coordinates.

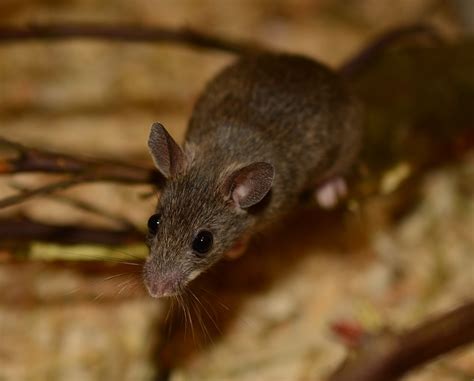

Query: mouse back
[186,53,361,218]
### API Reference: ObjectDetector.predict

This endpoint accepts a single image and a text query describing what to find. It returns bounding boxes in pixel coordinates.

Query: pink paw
[315,177,347,209]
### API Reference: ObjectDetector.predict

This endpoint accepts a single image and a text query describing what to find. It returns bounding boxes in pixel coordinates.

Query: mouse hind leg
[313,105,362,209]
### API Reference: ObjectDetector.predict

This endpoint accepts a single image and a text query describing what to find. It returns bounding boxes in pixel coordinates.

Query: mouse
[143,53,362,298]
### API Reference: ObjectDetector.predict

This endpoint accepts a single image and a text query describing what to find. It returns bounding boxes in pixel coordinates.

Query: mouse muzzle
[144,272,183,298]
[143,259,184,298]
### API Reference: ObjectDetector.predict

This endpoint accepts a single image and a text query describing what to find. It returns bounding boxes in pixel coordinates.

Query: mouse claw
[315,177,347,209]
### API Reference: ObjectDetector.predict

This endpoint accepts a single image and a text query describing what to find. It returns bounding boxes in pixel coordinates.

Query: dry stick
[0,174,141,209]
[0,218,143,245]
[0,173,159,209]
[329,301,474,381]
[0,137,159,180]
[10,182,135,229]
[0,137,96,174]
[0,177,92,209]
[42,195,136,229]
[0,137,163,209]
[0,22,265,54]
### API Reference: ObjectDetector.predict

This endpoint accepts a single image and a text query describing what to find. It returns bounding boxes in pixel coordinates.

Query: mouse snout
[144,271,182,298]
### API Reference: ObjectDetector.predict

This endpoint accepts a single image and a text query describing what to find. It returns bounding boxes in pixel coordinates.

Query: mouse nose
[145,274,180,298]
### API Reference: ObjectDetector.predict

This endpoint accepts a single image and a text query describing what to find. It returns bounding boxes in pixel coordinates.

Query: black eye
[192,230,213,256]
[147,214,161,235]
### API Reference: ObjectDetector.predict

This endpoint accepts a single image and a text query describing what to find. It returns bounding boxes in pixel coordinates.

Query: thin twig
[0,137,163,209]
[0,137,160,182]
[10,182,135,229]
[0,218,143,245]
[0,177,92,209]
[329,301,474,381]
[0,22,266,55]
[0,173,158,210]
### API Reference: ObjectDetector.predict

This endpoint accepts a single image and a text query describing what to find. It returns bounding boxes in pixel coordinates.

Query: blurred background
[0,1,473,380]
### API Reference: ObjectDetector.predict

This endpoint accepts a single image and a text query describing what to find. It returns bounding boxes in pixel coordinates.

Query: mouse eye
[192,230,213,256]
[147,213,161,235]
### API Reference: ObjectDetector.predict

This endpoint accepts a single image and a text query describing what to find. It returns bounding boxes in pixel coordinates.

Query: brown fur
[143,53,362,297]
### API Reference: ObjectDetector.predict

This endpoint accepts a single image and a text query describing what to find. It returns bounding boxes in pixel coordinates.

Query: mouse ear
[148,122,187,179]
[223,162,274,209]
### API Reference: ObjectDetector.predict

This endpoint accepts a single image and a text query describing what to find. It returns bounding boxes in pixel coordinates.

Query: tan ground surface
[0,1,472,380]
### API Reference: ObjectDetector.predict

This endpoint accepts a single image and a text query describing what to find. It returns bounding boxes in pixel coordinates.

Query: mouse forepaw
[315,177,347,209]
[225,235,251,260]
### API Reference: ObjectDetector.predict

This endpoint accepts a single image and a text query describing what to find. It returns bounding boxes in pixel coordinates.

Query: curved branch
[329,301,474,381]
[0,22,265,55]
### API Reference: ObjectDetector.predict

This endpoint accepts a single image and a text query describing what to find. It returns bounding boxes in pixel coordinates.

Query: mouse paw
[225,235,251,260]
[315,177,347,209]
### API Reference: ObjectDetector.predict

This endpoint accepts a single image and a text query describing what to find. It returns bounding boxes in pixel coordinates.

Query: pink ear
[148,123,187,179]
[224,162,274,209]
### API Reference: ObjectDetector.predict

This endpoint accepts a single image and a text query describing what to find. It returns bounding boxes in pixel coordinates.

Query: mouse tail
[339,23,444,78]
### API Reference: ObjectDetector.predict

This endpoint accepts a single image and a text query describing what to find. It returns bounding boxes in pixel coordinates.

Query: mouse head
[143,123,274,298]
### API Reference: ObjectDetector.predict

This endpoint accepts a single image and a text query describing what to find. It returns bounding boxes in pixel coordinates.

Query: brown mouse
[143,53,362,298]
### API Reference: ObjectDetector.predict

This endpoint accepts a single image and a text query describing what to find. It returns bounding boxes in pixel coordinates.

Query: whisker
[65,287,81,295]
[101,273,129,281]
[165,297,174,323]
[190,289,221,336]
[117,278,134,295]
[198,287,231,311]
[167,296,176,338]
[177,293,187,337]
[108,247,146,261]
[184,292,196,344]
[126,278,141,293]
[116,261,141,266]
[188,295,205,347]
[33,246,145,267]
[189,289,213,345]
[93,292,105,302]
[55,250,141,265]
